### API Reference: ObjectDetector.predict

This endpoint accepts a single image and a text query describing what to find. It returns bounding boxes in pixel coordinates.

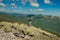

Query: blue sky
[0,0,60,16]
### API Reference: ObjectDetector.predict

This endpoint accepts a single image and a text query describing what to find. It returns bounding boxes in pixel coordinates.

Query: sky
[0,0,60,16]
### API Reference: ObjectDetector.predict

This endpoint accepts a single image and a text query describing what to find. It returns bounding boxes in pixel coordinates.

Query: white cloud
[29,9,37,13]
[29,0,39,7]
[29,8,37,13]
[38,9,44,11]
[21,2,25,6]
[44,0,51,4]
[12,6,17,8]
[21,0,27,2]
[20,0,27,6]
[11,3,15,6]
[29,8,43,12]
[0,3,6,7]
[20,0,39,7]
[11,3,17,8]
[30,2,39,7]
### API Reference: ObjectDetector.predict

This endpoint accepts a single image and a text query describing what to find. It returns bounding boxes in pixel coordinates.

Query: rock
[0,22,60,40]
[23,35,33,40]
[0,32,19,40]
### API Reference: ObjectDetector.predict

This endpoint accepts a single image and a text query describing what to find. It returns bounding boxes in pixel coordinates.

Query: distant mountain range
[0,12,60,37]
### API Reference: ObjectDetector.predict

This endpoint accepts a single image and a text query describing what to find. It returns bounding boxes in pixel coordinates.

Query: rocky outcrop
[0,22,60,40]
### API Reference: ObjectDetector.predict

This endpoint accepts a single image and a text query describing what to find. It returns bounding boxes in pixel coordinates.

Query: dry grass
[0,21,60,40]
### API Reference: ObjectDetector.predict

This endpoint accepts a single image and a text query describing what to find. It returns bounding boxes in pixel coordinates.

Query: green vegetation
[0,12,60,37]
[0,12,27,24]
[32,15,60,37]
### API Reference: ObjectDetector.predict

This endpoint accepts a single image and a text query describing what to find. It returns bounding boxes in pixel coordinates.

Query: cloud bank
[0,3,6,7]
[20,0,40,7]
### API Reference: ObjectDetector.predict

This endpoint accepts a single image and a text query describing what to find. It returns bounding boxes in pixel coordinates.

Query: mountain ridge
[0,12,60,37]
[0,22,60,40]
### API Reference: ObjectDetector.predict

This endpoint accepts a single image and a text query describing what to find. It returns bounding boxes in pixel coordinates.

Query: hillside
[0,12,60,37]
[0,22,60,40]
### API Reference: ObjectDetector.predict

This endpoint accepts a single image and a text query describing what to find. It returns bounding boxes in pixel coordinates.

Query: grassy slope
[0,22,60,40]
[0,12,60,37]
